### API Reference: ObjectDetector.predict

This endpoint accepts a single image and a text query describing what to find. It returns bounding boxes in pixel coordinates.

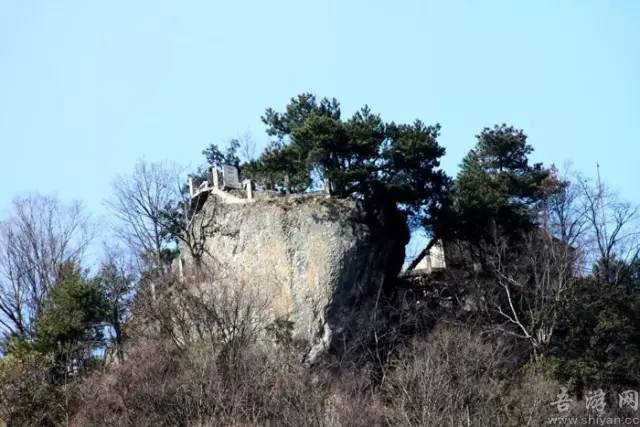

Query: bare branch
[0,194,91,339]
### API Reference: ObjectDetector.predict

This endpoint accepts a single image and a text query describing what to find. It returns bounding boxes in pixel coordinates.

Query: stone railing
[189,167,332,205]
[189,167,255,203]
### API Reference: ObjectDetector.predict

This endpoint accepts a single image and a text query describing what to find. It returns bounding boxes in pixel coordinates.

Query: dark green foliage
[97,259,135,362]
[203,138,241,168]
[252,93,449,230]
[34,263,109,364]
[0,264,110,426]
[593,256,640,290]
[547,278,640,390]
[381,120,450,229]
[622,259,640,291]
[446,124,551,243]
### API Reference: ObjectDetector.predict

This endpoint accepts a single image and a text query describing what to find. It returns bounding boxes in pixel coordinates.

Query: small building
[406,229,577,276]
[407,239,447,274]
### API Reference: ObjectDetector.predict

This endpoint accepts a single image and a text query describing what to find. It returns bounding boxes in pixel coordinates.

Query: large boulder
[180,194,409,360]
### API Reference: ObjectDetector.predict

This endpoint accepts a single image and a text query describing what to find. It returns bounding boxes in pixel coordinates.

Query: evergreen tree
[448,124,551,244]
[548,278,640,389]
[202,139,241,168]
[252,93,449,231]
[34,263,109,369]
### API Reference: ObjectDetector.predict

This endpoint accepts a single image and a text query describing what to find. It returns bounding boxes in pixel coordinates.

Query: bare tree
[97,245,137,362]
[469,166,640,362]
[482,167,639,357]
[151,265,269,360]
[544,166,590,249]
[162,187,220,273]
[238,130,257,163]
[483,170,588,358]
[0,194,91,339]
[486,228,579,359]
[578,172,640,284]
[106,160,182,277]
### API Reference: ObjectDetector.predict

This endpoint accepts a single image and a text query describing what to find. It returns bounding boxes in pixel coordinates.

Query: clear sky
[1,0,639,219]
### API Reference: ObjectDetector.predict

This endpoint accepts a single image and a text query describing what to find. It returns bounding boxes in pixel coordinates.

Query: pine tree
[450,124,551,244]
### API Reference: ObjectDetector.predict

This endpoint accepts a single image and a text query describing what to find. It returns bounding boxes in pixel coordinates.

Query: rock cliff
[181,194,409,360]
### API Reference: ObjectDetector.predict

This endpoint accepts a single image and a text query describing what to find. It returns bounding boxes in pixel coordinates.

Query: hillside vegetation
[1,94,639,426]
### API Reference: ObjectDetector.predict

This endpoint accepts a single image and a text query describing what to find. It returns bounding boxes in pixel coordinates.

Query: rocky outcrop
[181,194,409,360]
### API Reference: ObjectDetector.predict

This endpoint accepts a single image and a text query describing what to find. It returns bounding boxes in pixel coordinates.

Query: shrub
[0,350,63,426]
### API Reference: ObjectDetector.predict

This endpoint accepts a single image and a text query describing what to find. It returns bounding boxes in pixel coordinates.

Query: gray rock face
[182,194,408,360]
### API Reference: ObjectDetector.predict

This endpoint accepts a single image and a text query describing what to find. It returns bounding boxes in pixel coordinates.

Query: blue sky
[1,0,639,220]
